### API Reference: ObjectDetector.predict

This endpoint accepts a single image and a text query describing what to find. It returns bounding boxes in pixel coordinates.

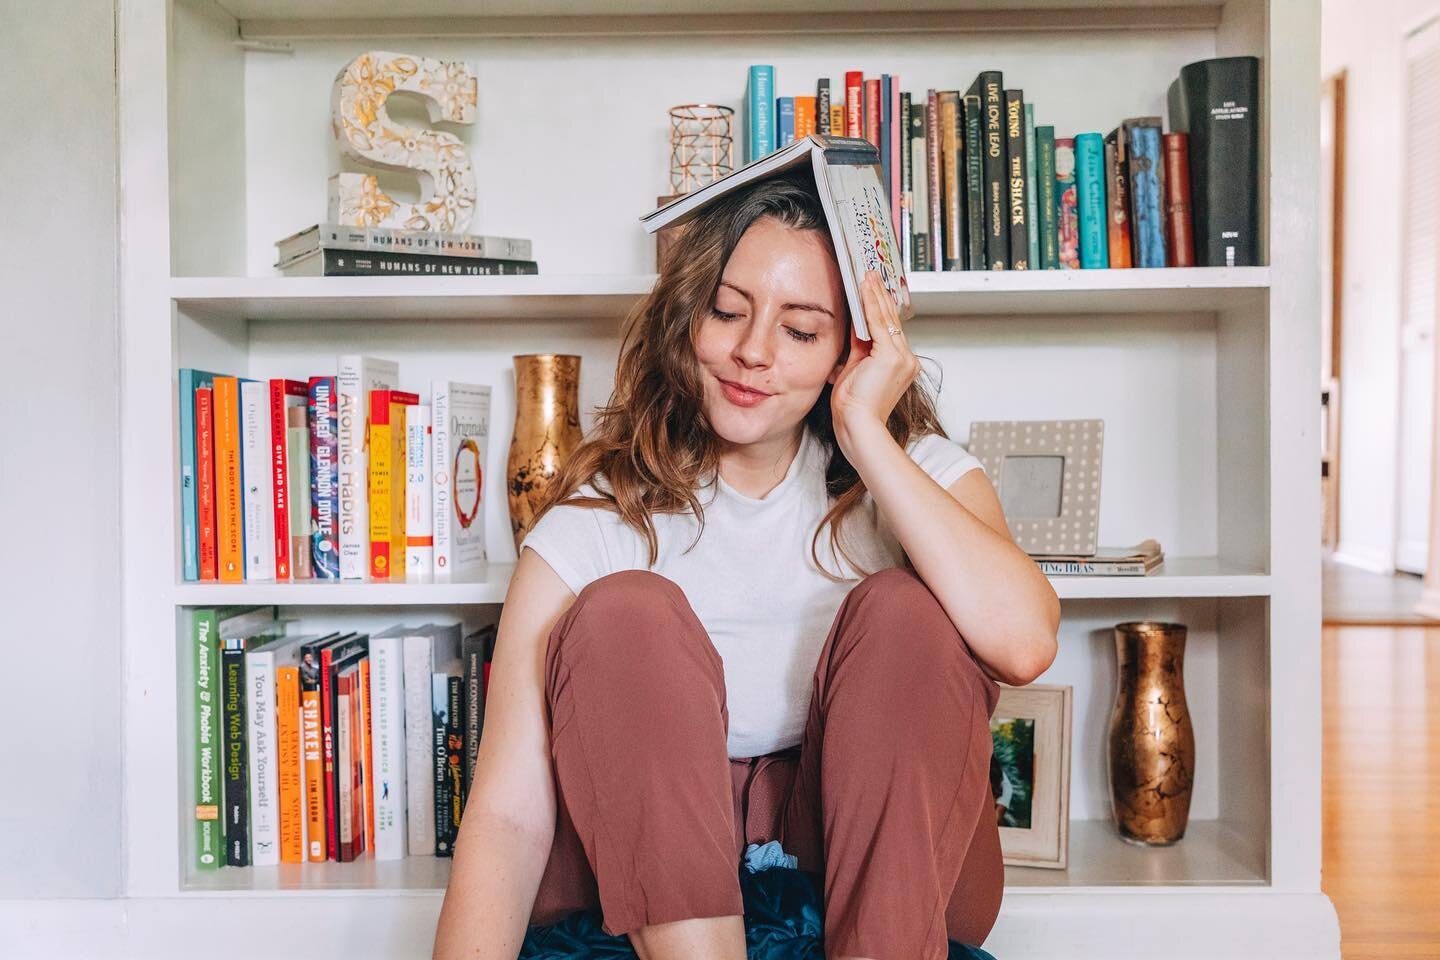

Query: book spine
[1105,129,1134,268]
[275,663,305,864]
[370,391,395,579]
[268,381,307,580]
[890,76,901,241]
[300,648,326,861]
[449,385,489,576]
[926,89,943,273]
[354,667,369,858]
[795,95,816,139]
[939,91,963,270]
[337,359,370,580]
[1075,132,1109,269]
[1004,90,1030,270]
[371,636,408,860]
[286,402,312,579]
[404,637,438,856]
[1126,122,1168,268]
[446,675,465,850]
[222,638,250,866]
[320,647,340,860]
[1036,559,1150,576]
[1162,131,1196,267]
[879,76,890,230]
[192,609,222,870]
[389,396,413,579]
[239,380,276,581]
[1179,56,1259,267]
[899,92,912,272]
[433,673,453,856]
[817,78,831,136]
[776,96,795,148]
[1055,138,1080,269]
[980,73,1008,269]
[962,93,986,271]
[430,384,453,577]
[300,248,538,277]
[1024,103,1039,270]
[845,71,863,138]
[1036,126,1058,270]
[908,93,929,272]
[863,78,880,150]
[178,370,207,581]
[747,65,774,163]
[246,648,280,866]
[406,404,434,580]
[336,673,354,862]
[461,632,487,801]
[308,376,340,579]
[195,386,218,581]
[213,377,245,582]
[830,103,844,138]
[358,657,375,857]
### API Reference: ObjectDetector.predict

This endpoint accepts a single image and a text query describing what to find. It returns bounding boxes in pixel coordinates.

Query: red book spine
[1162,132,1195,267]
[195,386,218,581]
[890,76,902,240]
[320,645,340,860]
[268,379,307,580]
[845,71,863,138]
[863,78,881,150]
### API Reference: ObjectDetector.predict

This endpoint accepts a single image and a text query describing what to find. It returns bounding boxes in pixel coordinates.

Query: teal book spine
[747,65,774,163]
[1024,104,1039,271]
[1036,126,1057,269]
[1075,132,1109,269]
[179,368,217,581]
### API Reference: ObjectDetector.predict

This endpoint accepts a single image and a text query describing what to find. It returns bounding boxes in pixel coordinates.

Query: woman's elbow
[1005,606,1061,686]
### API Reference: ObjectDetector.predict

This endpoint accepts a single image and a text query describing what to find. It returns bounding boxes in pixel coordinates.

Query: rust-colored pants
[529,566,1004,958]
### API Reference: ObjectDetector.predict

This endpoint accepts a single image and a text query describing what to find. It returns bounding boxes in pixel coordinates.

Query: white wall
[1322,0,1440,573]
[0,0,122,895]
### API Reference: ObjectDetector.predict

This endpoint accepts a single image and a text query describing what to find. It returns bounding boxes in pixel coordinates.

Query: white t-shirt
[520,426,985,759]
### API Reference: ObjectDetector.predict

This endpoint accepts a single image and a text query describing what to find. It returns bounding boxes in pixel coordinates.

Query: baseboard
[1394,538,1428,576]
[1330,542,1394,574]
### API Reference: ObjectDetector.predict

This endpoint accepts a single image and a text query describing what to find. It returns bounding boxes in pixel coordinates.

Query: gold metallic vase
[1107,621,1196,845]
[507,354,582,554]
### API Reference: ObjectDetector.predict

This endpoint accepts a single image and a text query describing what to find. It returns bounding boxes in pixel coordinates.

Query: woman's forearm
[432,810,555,960]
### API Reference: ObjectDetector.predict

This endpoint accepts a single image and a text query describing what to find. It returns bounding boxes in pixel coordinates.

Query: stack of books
[189,610,496,868]
[745,56,1259,271]
[1031,540,1165,577]
[177,360,492,584]
[276,223,539,277]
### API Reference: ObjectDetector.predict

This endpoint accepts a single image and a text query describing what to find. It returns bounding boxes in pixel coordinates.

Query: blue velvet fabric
[519,855,997,960]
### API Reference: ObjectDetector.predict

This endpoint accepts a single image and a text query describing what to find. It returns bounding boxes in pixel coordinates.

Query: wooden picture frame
[989,683,1073,869]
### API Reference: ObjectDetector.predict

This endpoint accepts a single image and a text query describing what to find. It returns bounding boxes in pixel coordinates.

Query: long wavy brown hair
[527,167,951,581]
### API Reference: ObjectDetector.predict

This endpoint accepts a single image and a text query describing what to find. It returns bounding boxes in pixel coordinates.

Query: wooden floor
[1322,622,1440,959]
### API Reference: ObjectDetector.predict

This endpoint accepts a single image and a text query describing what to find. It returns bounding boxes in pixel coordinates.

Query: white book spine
[337,356,397,579]
[403,634,437,856]
[450,383,491,577]
[406,404,434,581]
[371,635,408,860]
[431,383,453,578]
[240,380,276,581]
[245,649,280,866]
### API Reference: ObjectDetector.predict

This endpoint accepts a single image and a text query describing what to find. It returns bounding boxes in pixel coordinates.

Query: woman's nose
[733,316,773,367]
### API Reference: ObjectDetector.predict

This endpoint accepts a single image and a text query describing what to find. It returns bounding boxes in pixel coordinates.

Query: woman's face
[693,216,848,448]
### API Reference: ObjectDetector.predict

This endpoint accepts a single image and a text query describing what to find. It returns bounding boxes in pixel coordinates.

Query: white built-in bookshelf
[113,0,1338,955]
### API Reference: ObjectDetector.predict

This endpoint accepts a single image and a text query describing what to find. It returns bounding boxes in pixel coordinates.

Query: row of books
[190,608,493,868]
[177,359,493,583]
[274,223,539,278]
[744,57,1259,271]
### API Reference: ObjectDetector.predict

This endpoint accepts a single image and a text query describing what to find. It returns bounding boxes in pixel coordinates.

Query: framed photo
[989,683,1072,869]
[966,419,1104,556]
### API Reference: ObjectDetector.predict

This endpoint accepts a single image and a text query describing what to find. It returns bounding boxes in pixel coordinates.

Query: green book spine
[193,608,222,870]
[1037,126,1058,269]
[961,91,985,271]
[1024,103,1039,270]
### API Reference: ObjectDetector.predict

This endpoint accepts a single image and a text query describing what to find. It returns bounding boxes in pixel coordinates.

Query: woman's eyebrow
[718,279,837,320]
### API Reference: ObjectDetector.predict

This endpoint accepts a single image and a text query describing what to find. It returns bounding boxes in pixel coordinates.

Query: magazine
[639,133,910,341]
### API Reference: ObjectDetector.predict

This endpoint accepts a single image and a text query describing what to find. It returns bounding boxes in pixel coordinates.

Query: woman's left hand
[829,269,920,445]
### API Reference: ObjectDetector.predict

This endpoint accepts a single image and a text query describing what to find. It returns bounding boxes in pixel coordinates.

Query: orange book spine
[212,376,245,582]
[348,677,365,857]
[794,96,817,138]
[359,656,376,853]
[301,684,326,861]
[275,665,304,863]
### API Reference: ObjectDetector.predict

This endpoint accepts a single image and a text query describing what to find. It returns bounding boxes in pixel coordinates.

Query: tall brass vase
[1107,620,1196,845]
[507,354,582,554]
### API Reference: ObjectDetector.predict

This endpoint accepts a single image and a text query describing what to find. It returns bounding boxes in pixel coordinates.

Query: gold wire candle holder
[668,103,735,194]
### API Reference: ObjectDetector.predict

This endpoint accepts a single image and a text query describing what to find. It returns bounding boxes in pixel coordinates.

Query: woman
[433,171,1060,960]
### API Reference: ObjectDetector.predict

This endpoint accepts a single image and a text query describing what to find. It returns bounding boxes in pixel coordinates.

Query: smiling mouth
[717,376,772,404]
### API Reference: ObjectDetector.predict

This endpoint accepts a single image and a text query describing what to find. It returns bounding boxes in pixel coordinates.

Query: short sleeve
[519,492,612,596]
[906,432,985,491]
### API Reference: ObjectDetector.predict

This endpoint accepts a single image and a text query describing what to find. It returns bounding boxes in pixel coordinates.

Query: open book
[639,133,910,342]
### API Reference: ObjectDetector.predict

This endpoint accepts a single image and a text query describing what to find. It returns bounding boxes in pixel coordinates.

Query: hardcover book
[1170,56,1260,267]
[1123,117,1168,268]
[1004,89,1030,270]
[640,133,910,342]
[1075,132,1109,269]
[431,382,491,580]
[1054,138,1080,269]
[1103,128,1134,269]
[337,356,397,580]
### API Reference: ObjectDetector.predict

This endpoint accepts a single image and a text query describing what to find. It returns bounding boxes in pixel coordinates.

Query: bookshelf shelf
[171,267,1269,323]
[1004,819,1267,889]
[171,557,1268,606]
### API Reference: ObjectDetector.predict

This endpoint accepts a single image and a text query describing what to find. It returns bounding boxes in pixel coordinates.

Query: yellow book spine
[213,376,244,582]
[389,400,407,574]
[368,403,393,579]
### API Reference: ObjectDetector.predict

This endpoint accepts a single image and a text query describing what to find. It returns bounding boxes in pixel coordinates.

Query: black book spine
[907,93,927,271]
[979,72,1009,269]
[461,628,491,801]
[962,90,986,271]
[817,78,831,136]
[317,248,539,277]
[1178,56,1260,267]
[1004,89,1030,270]
[433,674,452,856]
[222,638,249,867]
[899,92,912,273]
[446,676,465,844]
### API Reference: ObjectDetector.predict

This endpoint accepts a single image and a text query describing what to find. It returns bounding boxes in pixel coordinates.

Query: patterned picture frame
[966,419,1104,556]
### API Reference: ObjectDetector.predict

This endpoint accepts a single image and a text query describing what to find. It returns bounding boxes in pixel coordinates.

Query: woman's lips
[718,377,770,407]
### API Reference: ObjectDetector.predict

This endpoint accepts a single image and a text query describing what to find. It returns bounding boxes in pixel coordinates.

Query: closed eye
[712,308,818,344]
